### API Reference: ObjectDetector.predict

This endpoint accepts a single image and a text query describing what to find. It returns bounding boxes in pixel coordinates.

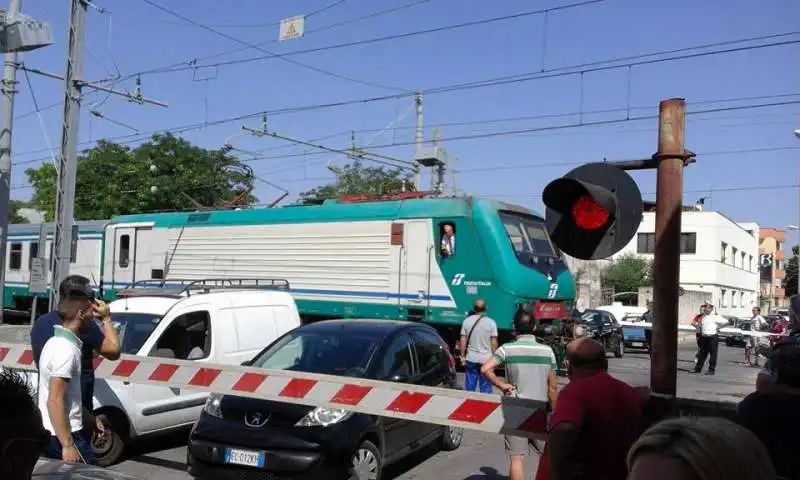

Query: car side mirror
[389,374,409,383]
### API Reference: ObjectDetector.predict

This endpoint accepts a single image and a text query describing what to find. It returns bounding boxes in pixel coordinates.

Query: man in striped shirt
[482,313,558,480]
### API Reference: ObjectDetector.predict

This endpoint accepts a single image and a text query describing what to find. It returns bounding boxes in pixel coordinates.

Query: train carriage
[98,194,576,345]
[2,220,107,315]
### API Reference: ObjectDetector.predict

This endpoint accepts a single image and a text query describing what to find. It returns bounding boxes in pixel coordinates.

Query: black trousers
[695,335,719,372]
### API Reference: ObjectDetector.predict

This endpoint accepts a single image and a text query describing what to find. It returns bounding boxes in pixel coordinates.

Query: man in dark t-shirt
[30,275,120,411]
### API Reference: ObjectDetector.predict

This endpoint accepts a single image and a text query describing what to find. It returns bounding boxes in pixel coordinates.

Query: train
[3,193,577,345]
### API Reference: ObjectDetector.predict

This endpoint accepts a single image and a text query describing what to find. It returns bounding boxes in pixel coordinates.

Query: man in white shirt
[748,306,768,367]
[39,283,105,464]
[693,309,728,375]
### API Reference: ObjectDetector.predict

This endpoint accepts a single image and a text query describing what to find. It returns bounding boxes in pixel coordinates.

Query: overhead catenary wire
[156,0,347,28]
[137,0,412,92]
[11,31,798,151]
[10,95,800,172]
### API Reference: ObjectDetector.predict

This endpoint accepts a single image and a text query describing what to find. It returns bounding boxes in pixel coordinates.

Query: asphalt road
[2,325,758,480]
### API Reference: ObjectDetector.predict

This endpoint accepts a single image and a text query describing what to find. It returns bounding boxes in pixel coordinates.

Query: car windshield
[249,330,381,378]
[498,212,556,260]
[111,312,161,354]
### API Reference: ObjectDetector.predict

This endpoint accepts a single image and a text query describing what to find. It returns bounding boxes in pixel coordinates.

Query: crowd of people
[460,297,800,480]
[1,283,798,479]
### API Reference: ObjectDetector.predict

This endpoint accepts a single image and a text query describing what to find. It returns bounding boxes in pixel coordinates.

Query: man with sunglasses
[0,369,50,479]
[35,276,117,464]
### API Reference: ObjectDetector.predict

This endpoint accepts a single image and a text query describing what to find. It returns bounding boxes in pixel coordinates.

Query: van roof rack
[116,278,290,299]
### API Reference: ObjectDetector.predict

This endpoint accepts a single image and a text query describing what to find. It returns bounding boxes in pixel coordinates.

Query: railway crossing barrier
[0,342,549,440]
[617,321,775,338]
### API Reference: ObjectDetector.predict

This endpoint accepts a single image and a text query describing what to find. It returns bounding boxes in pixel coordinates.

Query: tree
[299,161,414,204]
[785,245,799,297]
[9,199,29,224]
[601,253,653,296]
[25,133,256,220]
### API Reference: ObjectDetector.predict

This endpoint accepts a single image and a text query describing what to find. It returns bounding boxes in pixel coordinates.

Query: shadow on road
[121,427,191,472]
[462,466,507,479]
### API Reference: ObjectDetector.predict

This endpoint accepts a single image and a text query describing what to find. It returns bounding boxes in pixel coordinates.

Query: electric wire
[156,0,347,28]
[138,0,412,92]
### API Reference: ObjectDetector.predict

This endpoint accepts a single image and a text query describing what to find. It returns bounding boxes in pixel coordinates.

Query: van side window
[151,311,211,360]
[118,234,130,268]
[439,222,456,257]
[9,243,22,270]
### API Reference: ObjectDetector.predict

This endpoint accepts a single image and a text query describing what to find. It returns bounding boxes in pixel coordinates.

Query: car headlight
[203,393,223,418]
[295,407,352,427]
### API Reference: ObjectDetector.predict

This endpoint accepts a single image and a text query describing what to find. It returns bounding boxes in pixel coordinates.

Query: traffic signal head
[543,162,642,260]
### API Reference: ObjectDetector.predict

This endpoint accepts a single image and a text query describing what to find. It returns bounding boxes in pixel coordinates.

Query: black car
[577,310,625,358]
[186,319,463,479]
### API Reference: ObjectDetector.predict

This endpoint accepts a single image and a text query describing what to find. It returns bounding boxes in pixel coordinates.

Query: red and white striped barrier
[0,342,548,440]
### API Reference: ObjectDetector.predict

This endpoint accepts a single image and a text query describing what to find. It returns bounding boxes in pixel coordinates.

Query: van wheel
[93,411,127,467]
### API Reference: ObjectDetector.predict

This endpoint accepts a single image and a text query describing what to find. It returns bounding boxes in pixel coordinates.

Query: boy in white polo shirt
[38,282,102,464]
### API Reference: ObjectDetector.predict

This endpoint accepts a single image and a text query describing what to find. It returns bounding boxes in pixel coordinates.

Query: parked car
[618,314,650,352]
[187,319,463,479]
[726,319,752,347]
[576,310,625,358]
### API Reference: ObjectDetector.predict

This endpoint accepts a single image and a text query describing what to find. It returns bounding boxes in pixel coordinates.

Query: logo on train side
[452,273,466,286]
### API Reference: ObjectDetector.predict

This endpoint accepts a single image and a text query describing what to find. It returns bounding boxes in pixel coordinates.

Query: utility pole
[0,0,52,324]
[50,0,88,311]
[0,0,22,325]
[414,92,423,190]
[650,98,690,411]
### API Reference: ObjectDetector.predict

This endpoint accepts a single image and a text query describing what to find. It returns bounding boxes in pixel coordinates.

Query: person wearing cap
[756,294,800,393]
[30,275,120,437]
[37,276,115,464]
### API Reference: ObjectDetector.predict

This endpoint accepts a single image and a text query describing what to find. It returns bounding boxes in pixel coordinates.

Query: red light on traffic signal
[571,195,610,230]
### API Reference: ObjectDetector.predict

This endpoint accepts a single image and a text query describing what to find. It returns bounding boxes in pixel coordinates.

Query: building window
[776,260,783,271]
[637,233,655,254]
[731,247,738,267]
[680,233,697,254]
[741,251,746,270]
[749,254,753,272]
[639,232,696,254]
[720,289,727,307]
[8,243,22,270]
[721,242,728,263]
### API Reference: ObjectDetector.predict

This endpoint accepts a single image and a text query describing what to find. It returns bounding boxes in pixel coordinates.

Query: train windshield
[499,212,556,258]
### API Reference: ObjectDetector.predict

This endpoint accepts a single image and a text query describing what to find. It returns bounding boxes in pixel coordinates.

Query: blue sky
[10,0,800,242]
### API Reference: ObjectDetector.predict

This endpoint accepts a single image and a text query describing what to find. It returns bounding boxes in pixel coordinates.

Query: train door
[401,220,431,321]
[111,226,153,287]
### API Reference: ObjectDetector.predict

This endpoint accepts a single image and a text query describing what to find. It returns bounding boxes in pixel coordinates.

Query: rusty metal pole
[650,98,688,413]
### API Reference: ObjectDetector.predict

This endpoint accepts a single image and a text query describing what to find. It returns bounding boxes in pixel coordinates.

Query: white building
[613,211,760,318]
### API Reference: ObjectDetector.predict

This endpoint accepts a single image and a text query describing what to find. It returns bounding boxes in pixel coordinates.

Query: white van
[89,279,301,466]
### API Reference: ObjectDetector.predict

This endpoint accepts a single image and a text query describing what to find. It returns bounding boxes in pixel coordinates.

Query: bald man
[544,338,645,480]
[460,299,498,393]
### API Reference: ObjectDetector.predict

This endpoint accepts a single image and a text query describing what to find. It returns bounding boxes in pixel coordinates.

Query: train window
[499,213,555,257]
[118,234,130,268]
[29,242,39,269]
[439,222,456,257]
[9,243,22,270]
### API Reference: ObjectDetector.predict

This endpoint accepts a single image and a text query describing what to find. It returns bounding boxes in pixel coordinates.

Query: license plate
[224,448,265,468]
[632,342,643,347]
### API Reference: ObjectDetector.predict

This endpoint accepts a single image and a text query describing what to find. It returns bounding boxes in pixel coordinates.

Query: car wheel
[92,411,127,467]
[348,439,382,480]
[440,425,463,451]
[614,337,624,358]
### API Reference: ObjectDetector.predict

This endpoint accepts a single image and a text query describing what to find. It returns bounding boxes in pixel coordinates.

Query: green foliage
[25,133,256,220]
[785,245,799,297]
[601,253,653,295]
[299,161,414,204]
[9,199,29,224]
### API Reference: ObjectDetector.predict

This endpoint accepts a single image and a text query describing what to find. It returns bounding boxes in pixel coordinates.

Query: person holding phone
[31,275,120,461]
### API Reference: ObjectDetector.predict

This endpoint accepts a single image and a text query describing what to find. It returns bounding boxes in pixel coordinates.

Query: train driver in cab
[441,223,455,257]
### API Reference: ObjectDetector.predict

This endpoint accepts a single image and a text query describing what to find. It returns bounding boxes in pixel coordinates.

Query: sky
[8,0,800,243]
